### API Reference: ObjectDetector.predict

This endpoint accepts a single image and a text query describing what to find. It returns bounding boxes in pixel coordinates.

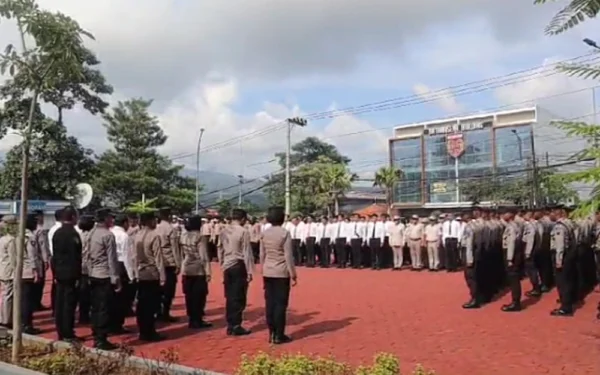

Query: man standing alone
[219,208,254,336]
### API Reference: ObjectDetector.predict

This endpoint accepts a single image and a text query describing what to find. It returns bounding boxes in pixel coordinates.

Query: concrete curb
[2,332,227,375]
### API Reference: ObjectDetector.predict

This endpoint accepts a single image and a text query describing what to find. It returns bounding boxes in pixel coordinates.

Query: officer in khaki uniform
[501,209,523,312]
[134,212,166,342]
[156,207,181,322]
[461,213,481,309]
[0,215,17,328]
[32,210,50,311]
[424,216,441,271]
[21,213,42,334]
[550,206,576,317]
[389,215,405,270]
[523,210,542,297]
[88,208,120,350]
[181,215,212,329]
[407,215,423,270]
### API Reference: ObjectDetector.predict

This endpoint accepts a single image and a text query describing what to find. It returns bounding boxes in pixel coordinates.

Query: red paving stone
[32,266,600,375]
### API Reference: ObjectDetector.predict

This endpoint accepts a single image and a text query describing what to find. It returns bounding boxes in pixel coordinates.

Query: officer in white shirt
[347,214,362,268]
[318,216,332,267]
[383,214,396,268]
[296,216,307,265]
[288,217,301,265]
[333,215,350,268]
[442,213,462,272]
[304,216,318,267]
[367,214,386,270]
[110,214,136,331]
[47,208,64,316]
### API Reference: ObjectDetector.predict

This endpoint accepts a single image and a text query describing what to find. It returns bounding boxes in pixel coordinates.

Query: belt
[410,238,421,241]
[427,240,438,243]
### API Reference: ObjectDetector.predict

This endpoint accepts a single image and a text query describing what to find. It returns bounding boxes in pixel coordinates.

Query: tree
[93,98,197,213]
[215,198,233,217]
[0,120,95,200]
[126,197,158,214]
[535,0,600,35]
[0,0,106,359]
[267,137,352,213]
[373,166,403,212]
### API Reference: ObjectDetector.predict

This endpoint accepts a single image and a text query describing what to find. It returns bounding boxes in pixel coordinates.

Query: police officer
[21,213,42,334]
[501,209,523,312]
[461,213,480,309]
[134,212,165,342]
[181,215,212,329]
[0,215,16,328]
[261,206,297,344]
[523,209,542,297]
[88,208,120,350]
[32,210,50,311]
[219,208,254,336]
[156,207,181,322]
[76,215,94,324]
[550,206,576,317]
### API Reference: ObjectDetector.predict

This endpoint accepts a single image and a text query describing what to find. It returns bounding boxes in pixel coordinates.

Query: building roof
[353,203,388,216]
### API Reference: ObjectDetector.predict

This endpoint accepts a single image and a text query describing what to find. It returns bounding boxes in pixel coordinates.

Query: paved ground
[34,266,600,375]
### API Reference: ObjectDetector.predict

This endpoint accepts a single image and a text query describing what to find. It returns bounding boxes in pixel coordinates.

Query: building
[388,106,585,211]
[0,200,70,229]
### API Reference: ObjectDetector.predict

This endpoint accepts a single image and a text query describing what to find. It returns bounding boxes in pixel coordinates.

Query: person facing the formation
[88,208,120,350]
[51,206,82,343]
[134,212,166,342]
[181,215,212,329]
[218,208,254,336]
[260,206,297,344]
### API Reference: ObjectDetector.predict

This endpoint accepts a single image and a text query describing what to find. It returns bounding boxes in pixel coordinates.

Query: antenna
[73,183,93,209]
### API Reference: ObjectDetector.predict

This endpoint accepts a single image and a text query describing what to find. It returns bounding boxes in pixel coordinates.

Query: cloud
[412,83,463,114]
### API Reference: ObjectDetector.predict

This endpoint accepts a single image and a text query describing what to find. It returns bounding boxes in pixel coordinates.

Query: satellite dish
[74,183,93,209]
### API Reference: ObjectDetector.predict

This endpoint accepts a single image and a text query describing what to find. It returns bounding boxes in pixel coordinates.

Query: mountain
[180,169,269,207]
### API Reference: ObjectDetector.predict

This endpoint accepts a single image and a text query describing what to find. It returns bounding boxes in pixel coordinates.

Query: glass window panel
[390,138,422,203]
[495,124,533,180]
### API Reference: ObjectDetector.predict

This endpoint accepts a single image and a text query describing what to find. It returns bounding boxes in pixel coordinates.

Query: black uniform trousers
[525,251,541,292]
[89,277,113,343]
[369,238,382,269]
[334,238,347,268]
[77,275,91,323]
[136,280,161,338]
[109,262,130,330]
[291,239,301,265]
[183,275,208,323]
[464,248,481,303]
[305,237,317,267]
[444,238,459,271]
[54,278,77,339]
[161,266,178,317]
[350,238,362,268]
[20,279,35,328]
[250,242,260,264]
[553,250,577,312]
[264,277,291,338]
[536,249,554,289]
[506,249,524,304]
[33,267,46,310]
[223,261,248,328]
[319,238,331,267]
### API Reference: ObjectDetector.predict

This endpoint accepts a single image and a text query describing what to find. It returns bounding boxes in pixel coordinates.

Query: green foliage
[92,99,197,214]
[374,166,403,209]
[534,0,600,35]
[237,352,434,375]
[215,198,232,217]
[268,137,354,214]
[126,198,158,214]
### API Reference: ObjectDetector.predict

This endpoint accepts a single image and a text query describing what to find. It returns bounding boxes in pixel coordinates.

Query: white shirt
[110,226,135,280]
[339,221,354,241]
[325,222,338,239]
[315,223,326,243]
[384,221,396,237]
[366,221,386,242]
[442,220,462,242]
[306,222,319,238]
[356,221,368,240]
[296,222,306,242]
[261,223,272,232]
[283,221,294,233]
[47,222,62,256]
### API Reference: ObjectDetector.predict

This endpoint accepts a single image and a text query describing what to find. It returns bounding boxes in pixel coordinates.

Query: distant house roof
[353,203,388,216]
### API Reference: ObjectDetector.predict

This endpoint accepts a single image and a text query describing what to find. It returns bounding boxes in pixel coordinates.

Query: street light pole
[237,175,243,205]
[195,128,205,214]
[285,117,307,216]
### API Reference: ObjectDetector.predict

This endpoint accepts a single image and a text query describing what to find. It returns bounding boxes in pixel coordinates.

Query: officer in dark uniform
[550,205,576,317]
[501,208,523,312]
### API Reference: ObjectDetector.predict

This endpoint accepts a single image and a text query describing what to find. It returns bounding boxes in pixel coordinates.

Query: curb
[2,331,227,375]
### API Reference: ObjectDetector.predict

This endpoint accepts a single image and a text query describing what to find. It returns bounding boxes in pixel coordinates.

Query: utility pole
[195,128,205,214]
[530,127,539,208]
[593,87,599,167]
[237,174,243,205]
[285,117,308,216]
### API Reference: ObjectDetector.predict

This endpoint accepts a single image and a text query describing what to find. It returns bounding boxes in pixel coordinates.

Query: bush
[236,352,436,375]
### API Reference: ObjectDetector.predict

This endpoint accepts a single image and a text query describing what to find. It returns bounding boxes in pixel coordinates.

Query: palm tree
[313,158,355,215]
[373,166,403,213]
[535,0,600,35]
[126,197,158,214]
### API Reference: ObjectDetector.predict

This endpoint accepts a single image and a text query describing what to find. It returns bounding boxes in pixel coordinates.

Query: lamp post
[195,128,205,214]
[285,117,307,216]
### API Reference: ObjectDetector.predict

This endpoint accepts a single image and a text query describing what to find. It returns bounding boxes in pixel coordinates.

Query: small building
[0,200,70,229]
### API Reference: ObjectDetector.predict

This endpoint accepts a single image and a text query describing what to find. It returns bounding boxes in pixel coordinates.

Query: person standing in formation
[0,215,17,329]
[134,212,165,342]
[261,206,297,344]
[348,214,363,269]
[77,215,94,325]
[32,210,50,312]
[303,216,318,268]
[88,208,120,350]
[501,209,523,312]
[156,207,181,322]
[180,215,212,329]
[523,209,543,298]
[51,207,82,342]
[109,214,135,333]
[442,214,461,272]
[250,218,261,264]
[21,213,42,334]
[550,206,576,317]
[424,216,441,271]
[407,215,424,270]
[48,208,63,316]
[219,208,254,336]
[389,215,405,270]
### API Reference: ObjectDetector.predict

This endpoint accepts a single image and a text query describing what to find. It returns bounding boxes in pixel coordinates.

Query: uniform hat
[1,215,16,224]
[411,214,419,219]
[455,216,462,221]
[428,215,436,221]
[393,215,401,220]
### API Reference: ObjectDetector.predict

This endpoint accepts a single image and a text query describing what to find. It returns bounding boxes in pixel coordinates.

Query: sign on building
[15,200,47,213]
[447,133,465,158]
[427,120,492,136]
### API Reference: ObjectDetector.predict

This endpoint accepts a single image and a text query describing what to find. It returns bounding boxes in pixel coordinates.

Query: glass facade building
[389,108,537,207]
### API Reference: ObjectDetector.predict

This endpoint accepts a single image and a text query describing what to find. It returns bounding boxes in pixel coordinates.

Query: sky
[0,0,599,181]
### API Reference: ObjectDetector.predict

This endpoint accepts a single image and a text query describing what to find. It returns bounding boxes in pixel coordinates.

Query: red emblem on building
[447,133,465,158]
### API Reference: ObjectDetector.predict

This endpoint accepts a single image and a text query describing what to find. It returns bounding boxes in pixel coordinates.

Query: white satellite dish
[74,183,93,209]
